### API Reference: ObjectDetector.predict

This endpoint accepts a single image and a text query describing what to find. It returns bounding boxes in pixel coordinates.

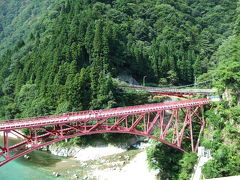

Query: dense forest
[0,0,238,118]
[0,0,58,55]
[147,28,240,179]
[0,0,239,179]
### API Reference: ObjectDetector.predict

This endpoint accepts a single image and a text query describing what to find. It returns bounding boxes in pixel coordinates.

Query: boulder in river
[52,172,60,177]
[23,155,30,159]
[73,174,78,179]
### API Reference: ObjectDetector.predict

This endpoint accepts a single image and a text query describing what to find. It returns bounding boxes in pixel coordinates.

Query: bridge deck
[119,85,217,95]
[0,99,210,131]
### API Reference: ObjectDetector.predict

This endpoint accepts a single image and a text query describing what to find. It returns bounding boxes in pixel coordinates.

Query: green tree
[178,153,198,180]
[202,145,240,179]
[147,142,183,180]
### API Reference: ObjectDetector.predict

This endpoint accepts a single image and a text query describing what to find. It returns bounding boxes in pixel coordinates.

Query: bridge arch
[0,98,209,166]
[0,129,184,166]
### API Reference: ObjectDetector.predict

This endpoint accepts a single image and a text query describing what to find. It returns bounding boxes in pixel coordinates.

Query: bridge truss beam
[0,102,206,166]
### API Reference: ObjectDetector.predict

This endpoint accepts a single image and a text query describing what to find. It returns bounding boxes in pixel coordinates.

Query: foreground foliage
[200,27,240,178]
[202,103,240,178]
[147,142,197,180]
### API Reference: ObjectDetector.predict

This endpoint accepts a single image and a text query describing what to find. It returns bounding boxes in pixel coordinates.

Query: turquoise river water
[0,137,67,180]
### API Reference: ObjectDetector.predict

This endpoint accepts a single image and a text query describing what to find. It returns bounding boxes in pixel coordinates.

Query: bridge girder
[0,100,208,166]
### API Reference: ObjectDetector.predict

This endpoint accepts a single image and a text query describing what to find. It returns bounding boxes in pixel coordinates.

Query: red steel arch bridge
[0,98,211,166]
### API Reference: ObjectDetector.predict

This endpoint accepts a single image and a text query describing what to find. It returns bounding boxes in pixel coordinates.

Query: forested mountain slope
[0,0,238,120]
[200,26,240,179]
[0,0,59,55]
[147,6,240,179]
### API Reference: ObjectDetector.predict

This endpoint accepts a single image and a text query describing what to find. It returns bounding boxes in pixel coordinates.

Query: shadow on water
[17,150,64,167]
[0,137,63,167]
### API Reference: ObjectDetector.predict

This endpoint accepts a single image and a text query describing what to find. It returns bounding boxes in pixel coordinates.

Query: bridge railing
[0,99,211,126]
[118,85,217,94]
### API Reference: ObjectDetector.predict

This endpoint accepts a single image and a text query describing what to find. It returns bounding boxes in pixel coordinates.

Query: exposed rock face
[46,135,146,158]
[236,91,240,105]
[223,88,232,102]
[222,88,240,105]
[48,144,80,157]
[117,75,139,85]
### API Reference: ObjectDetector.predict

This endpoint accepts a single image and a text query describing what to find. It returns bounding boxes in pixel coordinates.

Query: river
[0,137,67,180]
[0,137,155,180]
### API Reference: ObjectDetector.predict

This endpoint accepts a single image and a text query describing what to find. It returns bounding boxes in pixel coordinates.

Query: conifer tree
[193,56,202,78]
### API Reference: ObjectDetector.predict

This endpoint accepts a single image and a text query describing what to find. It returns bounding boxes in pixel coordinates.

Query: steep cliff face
[222,88,234,105]
[222,88,240,105]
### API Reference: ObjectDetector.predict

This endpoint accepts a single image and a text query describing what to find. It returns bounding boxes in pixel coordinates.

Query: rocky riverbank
[41,136,159,180]
[47,144,126,161]
[43,135,145,158]
[0,132,158,179]
[47,142,158,180]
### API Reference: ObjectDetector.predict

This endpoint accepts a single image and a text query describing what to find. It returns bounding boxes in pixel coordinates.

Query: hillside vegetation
[0,0,58,55]
[200,30,240,179]
[0,0,238,119]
